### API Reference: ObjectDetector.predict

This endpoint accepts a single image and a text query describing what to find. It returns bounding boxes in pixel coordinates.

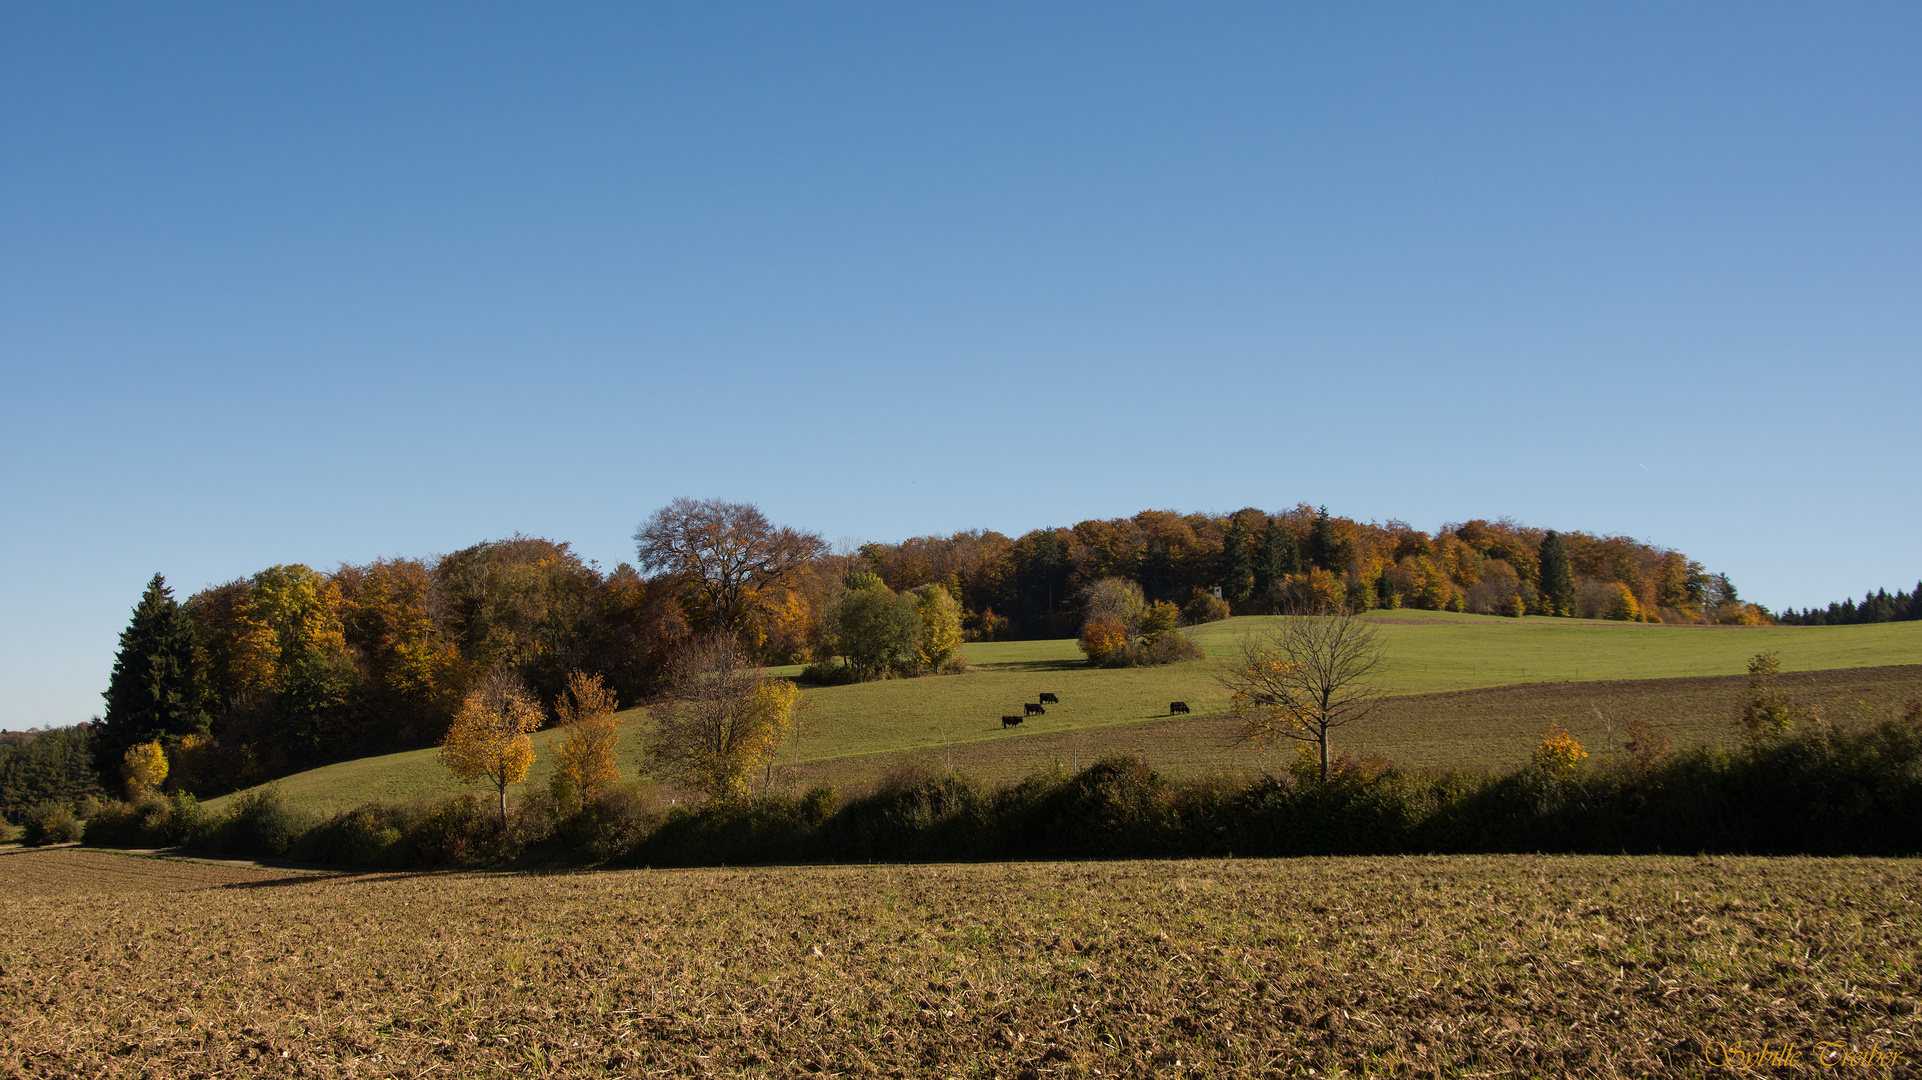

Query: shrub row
[41,713,1922,867]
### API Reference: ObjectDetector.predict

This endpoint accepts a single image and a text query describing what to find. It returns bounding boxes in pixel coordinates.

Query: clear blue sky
[3,4,1918,729]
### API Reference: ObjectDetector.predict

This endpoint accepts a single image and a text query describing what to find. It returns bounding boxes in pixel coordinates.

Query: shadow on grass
[970,659,1088,674]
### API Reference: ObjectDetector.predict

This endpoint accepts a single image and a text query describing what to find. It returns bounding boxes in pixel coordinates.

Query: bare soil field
[0,848,325,900]
[797,663,1922,790]
[1,852,1915,1077]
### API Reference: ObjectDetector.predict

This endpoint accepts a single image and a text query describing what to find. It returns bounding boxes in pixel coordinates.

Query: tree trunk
[498,782,509,832]
[1318,732,1330,783]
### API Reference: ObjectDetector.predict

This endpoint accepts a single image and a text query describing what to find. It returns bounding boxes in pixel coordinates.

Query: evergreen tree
[0,724,107,819]
[1253,518,1300,595]
[1217,516,1254,604]
[1537,531,1576,617]
[1307,506,1344,571]
[99,574,208,773]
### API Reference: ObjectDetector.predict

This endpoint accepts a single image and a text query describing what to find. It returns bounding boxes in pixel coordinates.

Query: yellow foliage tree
[249,564,349,670]
[1603,582,1642,622]
[648,636,803,803]
[167,733,215,795]
[1138,600,1181,643]
[122,740,169,799]
[1533,723,1587,778]
[914,584,965,671]
[549,670,622,811]
[439,669,544,828]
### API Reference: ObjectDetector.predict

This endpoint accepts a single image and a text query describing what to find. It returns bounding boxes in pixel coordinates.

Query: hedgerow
[69,708,1922,867]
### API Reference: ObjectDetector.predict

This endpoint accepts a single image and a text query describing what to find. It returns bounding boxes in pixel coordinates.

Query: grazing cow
[1024,702,1046,717]
[1169,701,1191,715]
[1001,715,1024,729]
[1038,692,1060,704]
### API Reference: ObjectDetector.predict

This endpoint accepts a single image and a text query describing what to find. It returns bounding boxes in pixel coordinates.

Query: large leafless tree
[1219,611,1384,782]
[633,499,825,635]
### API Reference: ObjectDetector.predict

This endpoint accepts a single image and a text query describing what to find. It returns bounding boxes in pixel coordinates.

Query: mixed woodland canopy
[9,501,1839,808]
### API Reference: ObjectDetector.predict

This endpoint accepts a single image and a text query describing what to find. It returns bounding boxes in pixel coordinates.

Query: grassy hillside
[210,615,1922,816]
[797,663,1922,789]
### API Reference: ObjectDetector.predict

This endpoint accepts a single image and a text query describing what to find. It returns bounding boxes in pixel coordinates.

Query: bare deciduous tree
[1219,611,1385,782]
[634,499,825,635]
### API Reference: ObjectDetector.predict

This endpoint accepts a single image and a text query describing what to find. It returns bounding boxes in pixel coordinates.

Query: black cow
[1038,692,1060,704]
[1001,715,1024,729]
[1169,701,1191,715]
[1024,702,1046,717]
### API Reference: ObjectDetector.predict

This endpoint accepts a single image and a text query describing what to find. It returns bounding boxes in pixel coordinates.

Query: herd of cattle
[1000,694,1192,729]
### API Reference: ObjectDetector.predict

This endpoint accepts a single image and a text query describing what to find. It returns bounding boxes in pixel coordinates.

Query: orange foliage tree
[1077,614,1130,665]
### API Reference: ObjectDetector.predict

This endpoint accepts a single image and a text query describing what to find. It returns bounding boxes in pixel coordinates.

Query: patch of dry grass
[2,854,1917,1077]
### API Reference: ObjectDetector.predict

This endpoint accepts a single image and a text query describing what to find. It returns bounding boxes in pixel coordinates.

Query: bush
[200,786,313,859]
[1182,590,1230,625]
[1135,629,1204,665]
[1081,619,1204,668]
[798,659,859,686]
[407,792,503,867]
[82,795,193,847]
[0,816,17,843]
[820,762,991,862]
[21,801,84,846]
[291,803,409,868]
[570,782,663,862]
[54,709,1919,871]
[80,791,203,848]
[1533,724,1588,778]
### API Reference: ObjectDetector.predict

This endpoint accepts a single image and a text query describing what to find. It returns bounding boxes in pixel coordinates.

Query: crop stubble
[2,849,1917,1077]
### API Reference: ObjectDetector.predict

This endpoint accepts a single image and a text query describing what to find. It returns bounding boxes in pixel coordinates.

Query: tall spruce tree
[1253,518,1300,596]
[99,574,208,772]
[1308,506,1344,571]
[1537,531,1576,617]
[1217,516,1254,604]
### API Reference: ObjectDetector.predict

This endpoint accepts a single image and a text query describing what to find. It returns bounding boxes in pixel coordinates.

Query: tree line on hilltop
[8,499,1765,813]
[862,505,1758,635]
[1774,584,1922,627]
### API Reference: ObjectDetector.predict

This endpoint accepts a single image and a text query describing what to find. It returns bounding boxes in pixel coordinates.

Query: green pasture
[1197,611,1922,690]
[209,614,1921,816]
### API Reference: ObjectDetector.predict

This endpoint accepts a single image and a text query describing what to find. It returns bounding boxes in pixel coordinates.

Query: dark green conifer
[99,574,208,772]
[1253,517,1300,596]
[1308,506,1344,571]
[1537,531,1576,617]
[1217,516,1254,604]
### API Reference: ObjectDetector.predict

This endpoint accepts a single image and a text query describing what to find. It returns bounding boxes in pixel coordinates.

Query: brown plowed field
[2,855,1916,1077]
[799,664,1922,789]
[0,848,325,901]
